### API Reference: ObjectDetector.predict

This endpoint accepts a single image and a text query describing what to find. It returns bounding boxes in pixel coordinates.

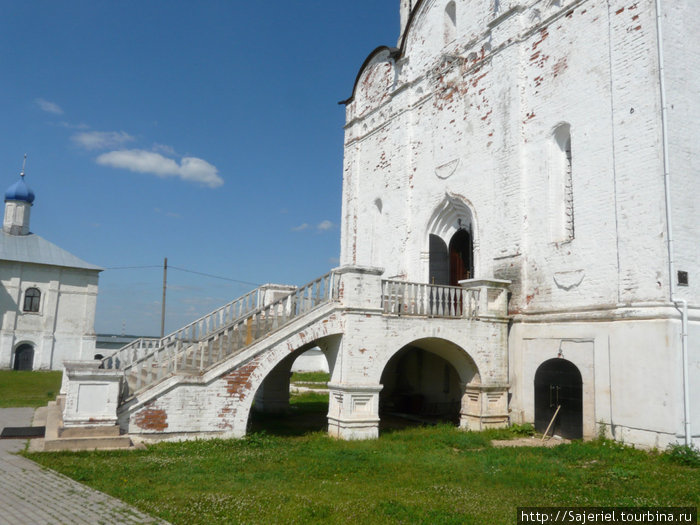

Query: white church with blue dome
[0,163,101,370]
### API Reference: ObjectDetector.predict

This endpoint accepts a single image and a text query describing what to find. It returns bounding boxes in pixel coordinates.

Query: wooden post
[160,257,168,338]
[541,405,561,441]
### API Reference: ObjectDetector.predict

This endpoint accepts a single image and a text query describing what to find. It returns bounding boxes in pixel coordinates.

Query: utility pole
[160,257,167,338]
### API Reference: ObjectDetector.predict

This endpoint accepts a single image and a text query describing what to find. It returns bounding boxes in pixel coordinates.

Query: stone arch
[377,337,481,430]
[217,315,345,437]
[376,337,481,386]
[425,194,479,282]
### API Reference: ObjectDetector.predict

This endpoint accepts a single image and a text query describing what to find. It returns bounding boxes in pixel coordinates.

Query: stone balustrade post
[458,278,511,319]
[62,360,124,427]
[333,265,385,311]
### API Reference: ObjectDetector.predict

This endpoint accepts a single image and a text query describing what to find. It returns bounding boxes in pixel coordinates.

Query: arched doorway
[429,229,474,287]
[534,358,583,439]
[429,235,449,285]
[448,229,473,285]
[13,344,34,371]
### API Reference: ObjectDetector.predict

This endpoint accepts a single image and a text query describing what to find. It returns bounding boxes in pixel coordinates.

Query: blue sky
[1,1,398,335]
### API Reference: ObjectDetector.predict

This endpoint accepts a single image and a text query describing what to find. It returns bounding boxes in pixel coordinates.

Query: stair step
[43,435,132,451]
[59,425,121,438]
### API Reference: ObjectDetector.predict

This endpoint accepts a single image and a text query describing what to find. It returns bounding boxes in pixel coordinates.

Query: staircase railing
[102,286,265,371]
[126,270,339,394]
[381,280,479,318]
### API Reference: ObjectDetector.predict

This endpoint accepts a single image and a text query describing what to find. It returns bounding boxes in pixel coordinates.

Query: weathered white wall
[0,261,99,370]
[339,0,699,445]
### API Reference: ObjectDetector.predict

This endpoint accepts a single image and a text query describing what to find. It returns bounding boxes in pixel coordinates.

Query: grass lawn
[27,391,699,525]
[0,370,62,407]
[290,371,330,385]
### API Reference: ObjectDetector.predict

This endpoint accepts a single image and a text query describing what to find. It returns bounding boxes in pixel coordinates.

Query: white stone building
[57,0,697,450]
[338,0,698,447]
[0,169,101,370]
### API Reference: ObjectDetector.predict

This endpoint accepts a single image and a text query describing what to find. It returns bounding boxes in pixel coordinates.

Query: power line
[104,263,261,287]
[105,265,162,270]
[169,266,261,287]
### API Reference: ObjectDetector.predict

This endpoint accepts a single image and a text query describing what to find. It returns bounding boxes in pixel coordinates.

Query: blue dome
[5,176,35,203]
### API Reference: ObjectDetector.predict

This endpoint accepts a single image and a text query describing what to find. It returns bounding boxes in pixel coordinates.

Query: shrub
[665,443,700,468]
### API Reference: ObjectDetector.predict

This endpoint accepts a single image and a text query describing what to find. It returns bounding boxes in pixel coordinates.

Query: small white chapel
[0,162,101,370]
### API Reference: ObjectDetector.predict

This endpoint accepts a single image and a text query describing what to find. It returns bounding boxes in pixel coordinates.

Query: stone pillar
[458,278,511,319]
[460,383,510,431]
[62,361,124,427]
[327,383,383,440]
[333,265,384,311]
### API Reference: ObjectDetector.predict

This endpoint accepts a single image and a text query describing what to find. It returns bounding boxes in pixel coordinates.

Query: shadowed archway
[378,338,480,432]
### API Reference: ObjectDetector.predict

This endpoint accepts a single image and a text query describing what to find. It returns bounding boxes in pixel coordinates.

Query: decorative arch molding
[425,193,479,284]
[425,193,478,249]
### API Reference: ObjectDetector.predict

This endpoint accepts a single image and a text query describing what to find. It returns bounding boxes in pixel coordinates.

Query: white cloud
[317,220,333,231]
[96,149,223,188]
[152,143,177,156]
[72,130,135,150]
[35,98,64,115]
[291,223,310,232]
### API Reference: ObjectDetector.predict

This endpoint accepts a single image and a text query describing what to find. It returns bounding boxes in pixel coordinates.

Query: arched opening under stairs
[379,338,479,433]
[248,344,331,436]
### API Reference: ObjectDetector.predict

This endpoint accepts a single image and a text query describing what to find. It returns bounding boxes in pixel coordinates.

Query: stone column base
[460,384,509,431]
[327,383,382,440]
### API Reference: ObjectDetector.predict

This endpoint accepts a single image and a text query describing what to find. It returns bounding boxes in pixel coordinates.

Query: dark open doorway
[534,358,583,439]
[448,229,473,285]
[429,229,473,287]
[13,344,34,371]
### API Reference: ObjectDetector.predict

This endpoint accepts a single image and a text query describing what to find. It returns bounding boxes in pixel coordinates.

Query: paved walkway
[0,408,168,525]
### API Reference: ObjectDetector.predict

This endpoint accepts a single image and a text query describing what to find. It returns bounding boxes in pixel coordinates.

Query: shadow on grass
[248,400,329,437]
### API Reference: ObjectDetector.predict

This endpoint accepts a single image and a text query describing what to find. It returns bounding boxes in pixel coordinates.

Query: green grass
[0,370,62,407]
[290,371,330,384]
[27,419,698,524]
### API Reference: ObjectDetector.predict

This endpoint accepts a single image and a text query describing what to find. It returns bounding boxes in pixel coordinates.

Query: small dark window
[678,271,689,286]
[23,288,41,312]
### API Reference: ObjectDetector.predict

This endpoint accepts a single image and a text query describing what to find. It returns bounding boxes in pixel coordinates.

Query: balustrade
[125,271,338,395]
[381,280,480,319]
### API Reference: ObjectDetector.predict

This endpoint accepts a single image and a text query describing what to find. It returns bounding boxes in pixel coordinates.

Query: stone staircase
[59,267,512,444]
[102,274,337,400]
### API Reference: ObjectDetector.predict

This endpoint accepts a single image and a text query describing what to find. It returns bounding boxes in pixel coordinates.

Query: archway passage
[379,345,463,431]
[248,346,330,436]
[534,358,583,439]
[13,344,34,371]
[448,229,473,285]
